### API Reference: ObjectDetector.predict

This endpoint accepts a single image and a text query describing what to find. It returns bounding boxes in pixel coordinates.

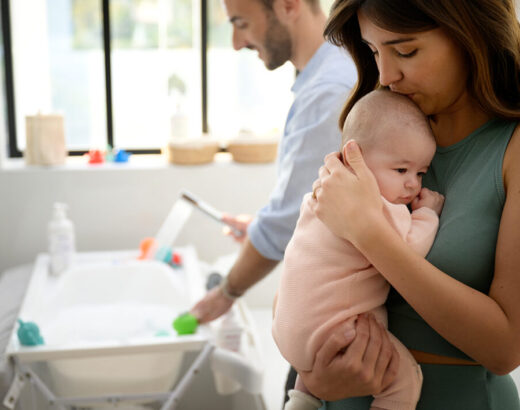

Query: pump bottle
[216,307,243,353]
[48,202,76,275]
[213,306,244,394]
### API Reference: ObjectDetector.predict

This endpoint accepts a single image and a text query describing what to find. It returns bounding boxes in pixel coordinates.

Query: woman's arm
[312,138,520,375]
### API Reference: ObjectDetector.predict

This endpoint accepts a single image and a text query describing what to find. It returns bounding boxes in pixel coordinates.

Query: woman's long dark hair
[324,0,520,128]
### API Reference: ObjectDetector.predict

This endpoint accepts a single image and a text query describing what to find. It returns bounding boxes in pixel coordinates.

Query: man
[190,0,356,398]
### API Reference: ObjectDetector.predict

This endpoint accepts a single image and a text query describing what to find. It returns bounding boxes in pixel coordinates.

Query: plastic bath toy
[154,329,170,337]
[114,149,130,163]
[173,313,198,335]
[86,149,104,164]
[17,319,44,346]
[171,252,182,267]
[138,237,156,260]
[137,238,183,268]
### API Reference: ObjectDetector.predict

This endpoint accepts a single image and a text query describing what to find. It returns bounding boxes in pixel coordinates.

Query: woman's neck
[429,100,492,147]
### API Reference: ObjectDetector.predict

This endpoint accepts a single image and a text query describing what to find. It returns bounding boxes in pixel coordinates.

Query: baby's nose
[405,177,420,190]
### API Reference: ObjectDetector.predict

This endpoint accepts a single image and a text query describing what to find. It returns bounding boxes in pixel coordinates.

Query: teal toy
[105,144,115,162]
[173,313,198,335]
[17,319,44,346]
[155,246,173,264]
[154,329,170,337]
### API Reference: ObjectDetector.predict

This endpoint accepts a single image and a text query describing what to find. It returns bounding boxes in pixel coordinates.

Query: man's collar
[291,41,332,93]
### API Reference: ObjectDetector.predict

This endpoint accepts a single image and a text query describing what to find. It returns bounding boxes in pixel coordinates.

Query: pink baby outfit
[272,193,439,410]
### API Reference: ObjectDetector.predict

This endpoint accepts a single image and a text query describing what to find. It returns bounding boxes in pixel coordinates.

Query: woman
[301,1,520,409]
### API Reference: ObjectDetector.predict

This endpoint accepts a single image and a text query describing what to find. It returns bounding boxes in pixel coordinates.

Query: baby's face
[363,131,435,205]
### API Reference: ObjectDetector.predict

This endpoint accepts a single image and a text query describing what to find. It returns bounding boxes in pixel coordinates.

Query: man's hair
[324,0,520,128]
[257,0,321,13]
[342,89,433,150]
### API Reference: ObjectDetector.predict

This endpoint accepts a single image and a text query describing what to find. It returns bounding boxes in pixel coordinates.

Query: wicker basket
[167,139,219,165]
[226,138,278,163]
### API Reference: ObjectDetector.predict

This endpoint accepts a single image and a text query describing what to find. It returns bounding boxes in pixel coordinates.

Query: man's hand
[222,214,253,243]
[411,187,445,215]
[189,286,234,324]
[190,239,279,323]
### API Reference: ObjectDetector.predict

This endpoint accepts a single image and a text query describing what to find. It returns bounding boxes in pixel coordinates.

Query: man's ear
[274,0,301,22]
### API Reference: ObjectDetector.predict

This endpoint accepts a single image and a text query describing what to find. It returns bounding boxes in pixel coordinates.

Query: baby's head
[342,89,436,205]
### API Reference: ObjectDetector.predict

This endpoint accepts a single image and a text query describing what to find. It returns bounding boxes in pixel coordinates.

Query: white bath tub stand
[4,342,265,410]
[3,249,266,410]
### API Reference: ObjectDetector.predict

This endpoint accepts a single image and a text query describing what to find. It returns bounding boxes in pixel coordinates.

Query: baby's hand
[411,188,445,215]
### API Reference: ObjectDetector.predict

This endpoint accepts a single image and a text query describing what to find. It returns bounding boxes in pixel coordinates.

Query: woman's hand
[310,141,384,247]
[299,314,399,401]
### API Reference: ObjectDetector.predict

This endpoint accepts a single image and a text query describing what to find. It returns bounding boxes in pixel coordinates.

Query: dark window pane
[0,10,7,152]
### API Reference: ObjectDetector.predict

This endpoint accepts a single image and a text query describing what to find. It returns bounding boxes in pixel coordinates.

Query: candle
[25,113,66,166]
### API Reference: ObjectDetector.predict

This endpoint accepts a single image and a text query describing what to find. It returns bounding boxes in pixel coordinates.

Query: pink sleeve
[406,207,439,257]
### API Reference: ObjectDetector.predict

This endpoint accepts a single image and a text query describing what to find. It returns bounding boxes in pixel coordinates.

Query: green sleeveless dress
[322,119,520,409]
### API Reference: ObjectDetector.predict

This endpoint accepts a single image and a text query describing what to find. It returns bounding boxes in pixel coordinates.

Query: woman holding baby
[304,1,520,409]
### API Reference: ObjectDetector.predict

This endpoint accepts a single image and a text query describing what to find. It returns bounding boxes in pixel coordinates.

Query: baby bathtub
[5,248,210,399]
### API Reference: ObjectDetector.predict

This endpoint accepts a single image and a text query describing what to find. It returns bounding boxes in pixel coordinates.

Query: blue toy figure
[17,319,44,346]
[114,149,130,163]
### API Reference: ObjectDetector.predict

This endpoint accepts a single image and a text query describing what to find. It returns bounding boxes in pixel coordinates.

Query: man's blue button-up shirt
[248,42,357,261]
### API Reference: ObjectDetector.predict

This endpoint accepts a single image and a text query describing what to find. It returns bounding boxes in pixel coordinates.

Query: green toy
[173,313,198,335]
[17,319,44,346]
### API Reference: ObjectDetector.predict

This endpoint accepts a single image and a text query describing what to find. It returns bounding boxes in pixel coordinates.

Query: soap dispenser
[212,305,244,395]
[48,202,76,275]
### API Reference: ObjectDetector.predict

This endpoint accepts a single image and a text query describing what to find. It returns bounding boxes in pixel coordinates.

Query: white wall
[0,155,282,307]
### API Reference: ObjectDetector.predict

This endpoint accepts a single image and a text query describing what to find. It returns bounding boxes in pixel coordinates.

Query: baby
[272,89,444,410]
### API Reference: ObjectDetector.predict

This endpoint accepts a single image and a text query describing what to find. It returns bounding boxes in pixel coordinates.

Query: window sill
[0,152,268,173]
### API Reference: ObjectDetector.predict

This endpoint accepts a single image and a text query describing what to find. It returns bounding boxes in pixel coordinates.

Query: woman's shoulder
[510,121,520,139]
[503,122,520,191]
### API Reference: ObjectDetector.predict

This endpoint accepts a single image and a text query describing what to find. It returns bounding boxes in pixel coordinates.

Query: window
[3,0,338,157]
[321,0,335,14]
[11,0,106,152]
[207,0,293,139]
[110,0,201,149]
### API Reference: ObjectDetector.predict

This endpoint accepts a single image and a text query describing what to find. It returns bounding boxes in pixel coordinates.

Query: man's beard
[263,12,292,70]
